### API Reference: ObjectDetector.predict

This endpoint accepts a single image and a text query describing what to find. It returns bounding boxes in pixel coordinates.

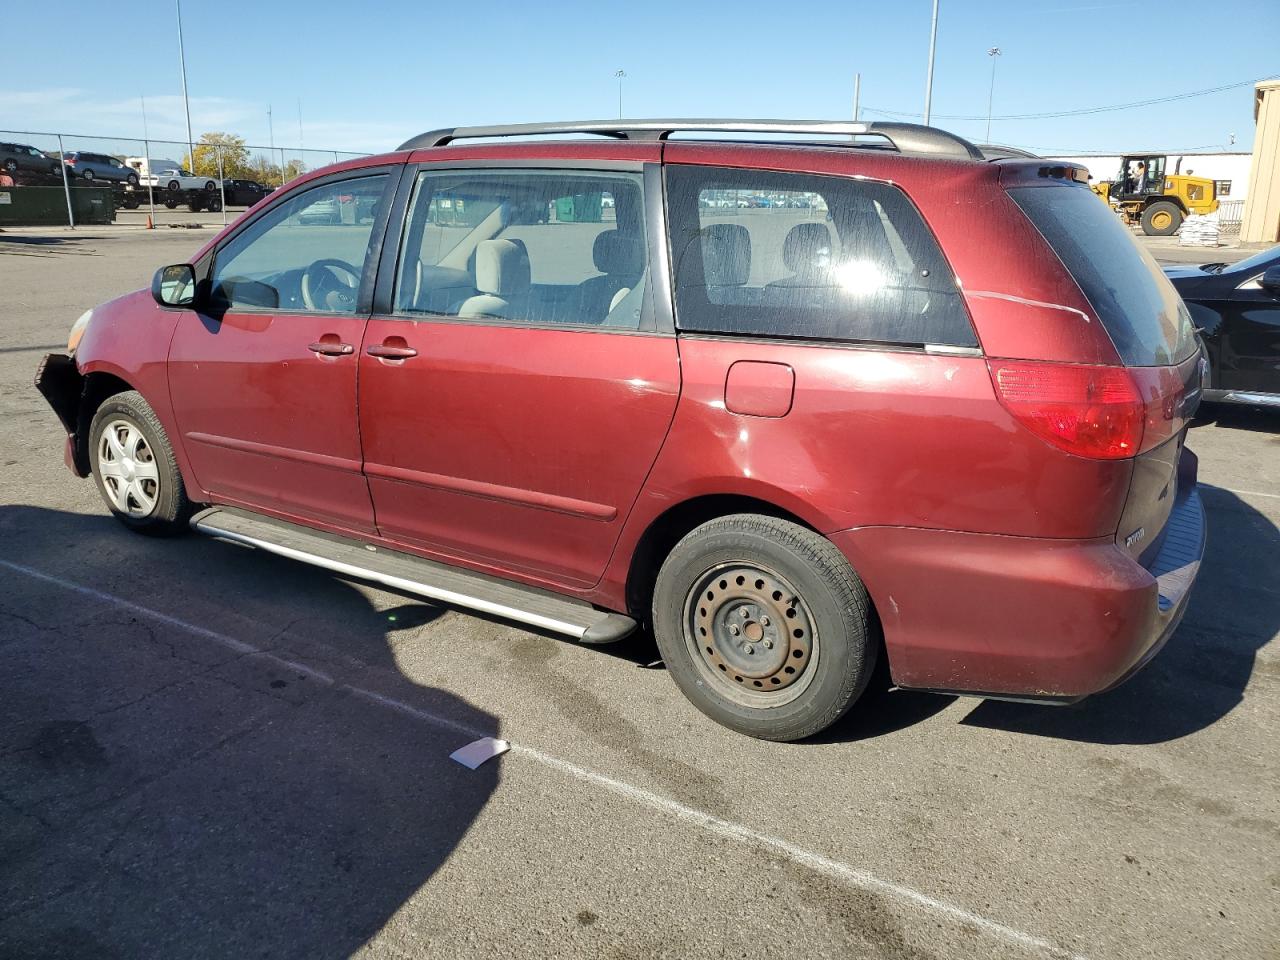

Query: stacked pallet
[1179,212,1221,247]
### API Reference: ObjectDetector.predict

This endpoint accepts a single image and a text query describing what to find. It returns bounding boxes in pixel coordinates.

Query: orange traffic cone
[146,214,154,230]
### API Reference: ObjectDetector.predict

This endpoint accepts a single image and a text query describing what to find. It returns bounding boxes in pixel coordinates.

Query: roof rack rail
[397,119,985,162]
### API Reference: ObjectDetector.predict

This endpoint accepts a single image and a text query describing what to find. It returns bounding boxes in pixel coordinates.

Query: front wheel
[652,514,877,741]
[3,159,17,174]
[89,391,194,535]
[1142,201,1183,236]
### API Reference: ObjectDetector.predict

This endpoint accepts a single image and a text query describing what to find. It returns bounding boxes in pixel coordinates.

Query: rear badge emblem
[1125,527,1147,549]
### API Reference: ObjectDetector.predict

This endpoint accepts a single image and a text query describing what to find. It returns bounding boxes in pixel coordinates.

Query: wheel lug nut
[729,624,740,636]
[740,609,750,618]
[760,616,770,627]
[744,644,754,654]
[763,640,773,649]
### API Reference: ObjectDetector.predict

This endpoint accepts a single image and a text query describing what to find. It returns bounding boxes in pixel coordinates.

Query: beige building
[1241,79,1280,245]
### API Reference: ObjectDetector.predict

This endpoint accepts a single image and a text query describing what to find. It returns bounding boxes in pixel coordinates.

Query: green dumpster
[0,186,116,226]
[554,192,604,223]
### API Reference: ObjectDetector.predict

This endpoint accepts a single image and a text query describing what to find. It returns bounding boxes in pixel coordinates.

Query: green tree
[185,132,251,179]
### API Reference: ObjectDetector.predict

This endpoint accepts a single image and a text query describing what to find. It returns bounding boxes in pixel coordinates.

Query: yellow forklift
[1091,154,1218,235]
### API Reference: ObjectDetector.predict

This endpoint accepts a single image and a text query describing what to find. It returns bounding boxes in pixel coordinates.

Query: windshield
[1221,245,1280,276]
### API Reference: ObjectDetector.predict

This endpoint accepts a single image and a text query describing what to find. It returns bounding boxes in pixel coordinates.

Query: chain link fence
[0,129,367,228]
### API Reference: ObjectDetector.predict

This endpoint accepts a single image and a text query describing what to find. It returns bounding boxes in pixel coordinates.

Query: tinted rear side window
[666,166,975,347]
[1009,184,1197,366]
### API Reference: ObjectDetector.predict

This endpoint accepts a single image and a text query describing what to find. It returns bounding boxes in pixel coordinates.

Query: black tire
[204,180,216,191]
[167,180,180,192]
[1141,201,1183,236]
[205,195,222,212]
[2,159,16,174]
[88,391,194,536]
[127,174,139,186]
[164,199,179,209]
[187,198,204,213]
[652,514,877,741]
[82,169,95,181]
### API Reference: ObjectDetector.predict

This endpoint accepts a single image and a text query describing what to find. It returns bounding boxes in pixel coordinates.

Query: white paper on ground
[450,736,510,770]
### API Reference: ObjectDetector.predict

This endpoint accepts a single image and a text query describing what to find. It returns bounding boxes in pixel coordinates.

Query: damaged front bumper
[34,353,89,477]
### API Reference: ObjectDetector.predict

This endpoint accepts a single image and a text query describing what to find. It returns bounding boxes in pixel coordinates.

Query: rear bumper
[830,472,1206,702]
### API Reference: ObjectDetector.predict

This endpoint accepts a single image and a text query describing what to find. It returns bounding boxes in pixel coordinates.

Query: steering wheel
[301,258,361,312]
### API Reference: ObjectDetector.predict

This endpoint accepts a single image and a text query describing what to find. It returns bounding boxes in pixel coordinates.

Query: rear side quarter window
[665,166,975,348]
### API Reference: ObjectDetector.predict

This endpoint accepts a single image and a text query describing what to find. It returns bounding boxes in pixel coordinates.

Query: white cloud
[1,87,384,156]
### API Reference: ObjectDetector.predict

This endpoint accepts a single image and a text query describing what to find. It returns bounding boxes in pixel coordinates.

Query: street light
[614,70,626,119]
[985,47,1002,143]
[923,0,939,126]
[175,0,195,170]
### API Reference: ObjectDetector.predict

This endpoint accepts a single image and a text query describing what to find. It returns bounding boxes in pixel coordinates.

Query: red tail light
[988,360,1145,460]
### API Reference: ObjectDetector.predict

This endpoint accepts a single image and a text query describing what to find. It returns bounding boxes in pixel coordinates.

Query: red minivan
[36,120,1206,741]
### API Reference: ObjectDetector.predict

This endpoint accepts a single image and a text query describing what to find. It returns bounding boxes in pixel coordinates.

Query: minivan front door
[168,172,393,532]
[358,164,679,588]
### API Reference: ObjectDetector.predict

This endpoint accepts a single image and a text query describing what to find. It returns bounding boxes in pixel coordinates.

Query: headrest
[701,223,751,286]
[782,222,832,275]
[474,239,531,296]
[593,230,645,275]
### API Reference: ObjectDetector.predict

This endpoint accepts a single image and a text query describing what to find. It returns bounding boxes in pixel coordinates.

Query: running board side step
[190,506,637,644]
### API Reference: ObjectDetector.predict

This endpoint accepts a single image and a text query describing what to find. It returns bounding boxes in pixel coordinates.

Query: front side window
[666,166,974,347]
[211,174,388,313]
[394,169,649,330]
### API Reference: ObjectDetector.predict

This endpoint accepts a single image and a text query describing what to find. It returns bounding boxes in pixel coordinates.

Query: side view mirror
[1260,266,1280,299]
[152,263,197,308]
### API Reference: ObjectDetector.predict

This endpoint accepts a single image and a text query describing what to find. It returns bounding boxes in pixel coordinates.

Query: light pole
[175,0,195,171]
[985,47,1002,142]
[614,70,626,119]
[923,0,939,126]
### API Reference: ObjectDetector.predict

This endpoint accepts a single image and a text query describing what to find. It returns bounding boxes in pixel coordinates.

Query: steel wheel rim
[683,561,819,707]
[97,419,160,518]
[1152,210,1172,230]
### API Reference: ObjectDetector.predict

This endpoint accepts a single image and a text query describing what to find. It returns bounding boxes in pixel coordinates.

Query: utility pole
[175,0,195,169]
[923,0,939,126]
[614,70,626,119]
[853,72,861,122]
[985,47,1002,142]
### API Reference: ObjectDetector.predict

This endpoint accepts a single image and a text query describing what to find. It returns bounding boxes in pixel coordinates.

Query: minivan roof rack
[397,119,985,162]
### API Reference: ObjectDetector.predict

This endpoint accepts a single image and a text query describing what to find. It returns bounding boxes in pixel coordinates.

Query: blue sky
[4,0,1277,156]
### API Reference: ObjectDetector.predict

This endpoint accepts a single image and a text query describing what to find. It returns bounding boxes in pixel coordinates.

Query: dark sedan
[221,179,273,206]
[1165,245,1280,408]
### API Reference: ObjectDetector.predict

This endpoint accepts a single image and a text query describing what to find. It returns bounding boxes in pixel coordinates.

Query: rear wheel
[3,159,17,174]
[1142,201,1183,236]
[81,169,95,181]
[89,391,193,536]
[652,514,877,741]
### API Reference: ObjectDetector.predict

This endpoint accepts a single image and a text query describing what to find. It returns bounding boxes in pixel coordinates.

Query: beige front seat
[457,239,531,319]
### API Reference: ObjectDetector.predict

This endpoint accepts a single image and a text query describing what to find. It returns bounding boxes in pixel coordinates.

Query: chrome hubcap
[97,420,160,517]
[684,563,817,706]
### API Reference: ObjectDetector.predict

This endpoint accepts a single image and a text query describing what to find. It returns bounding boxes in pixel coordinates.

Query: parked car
[62,151,139,185]
[1,141,61,178]
[1165,245,1280,408]
[221,178,273,206]
[35,119,1206,742]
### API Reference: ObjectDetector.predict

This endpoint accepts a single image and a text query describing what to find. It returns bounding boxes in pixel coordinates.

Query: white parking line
[0,557,1084,960]
[1221,487,1280,500]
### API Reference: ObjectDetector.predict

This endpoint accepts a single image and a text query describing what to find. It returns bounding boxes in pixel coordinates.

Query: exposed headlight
[67,309,93,354]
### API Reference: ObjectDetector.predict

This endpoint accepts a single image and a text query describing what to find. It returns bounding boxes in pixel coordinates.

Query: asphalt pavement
[1,229,1277,960]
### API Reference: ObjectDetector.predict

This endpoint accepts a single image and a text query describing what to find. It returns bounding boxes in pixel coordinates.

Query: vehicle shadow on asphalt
[0,504,500,959]
[1193,403,1279,434]
[959,486,1278,744]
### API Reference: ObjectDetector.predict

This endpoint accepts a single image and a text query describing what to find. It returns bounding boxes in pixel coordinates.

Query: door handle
[366,343,418,360]
[308,340,354,356]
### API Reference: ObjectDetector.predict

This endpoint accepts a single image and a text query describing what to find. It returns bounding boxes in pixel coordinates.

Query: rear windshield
[1009,184,1197,366]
